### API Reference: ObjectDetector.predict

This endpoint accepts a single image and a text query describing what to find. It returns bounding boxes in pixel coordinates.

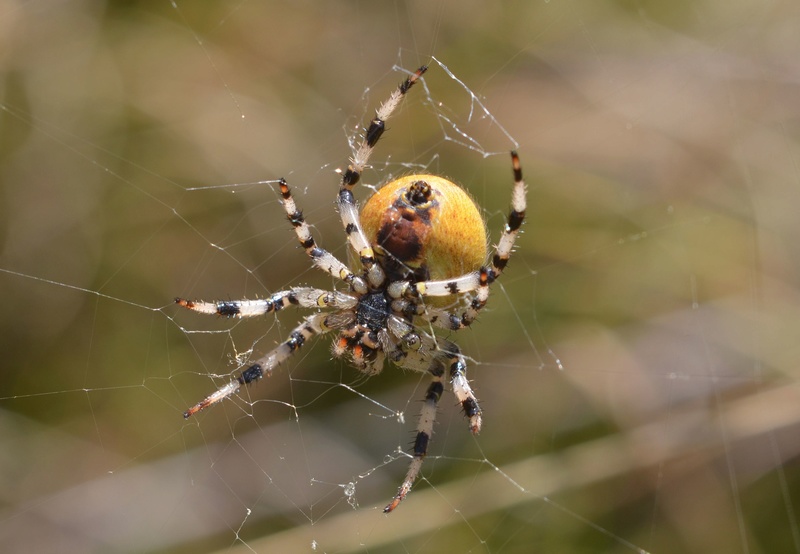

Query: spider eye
[361,174,488,282]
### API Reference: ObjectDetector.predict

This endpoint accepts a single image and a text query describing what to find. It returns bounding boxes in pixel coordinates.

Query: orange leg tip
[383,497,402,513]
[183,401,207,419]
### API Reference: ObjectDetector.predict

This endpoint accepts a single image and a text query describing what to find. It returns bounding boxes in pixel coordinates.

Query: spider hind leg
[384,340,481,512]
[384,366,444,513]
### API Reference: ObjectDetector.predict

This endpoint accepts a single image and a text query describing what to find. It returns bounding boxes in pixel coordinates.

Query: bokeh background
[2,1,799,552]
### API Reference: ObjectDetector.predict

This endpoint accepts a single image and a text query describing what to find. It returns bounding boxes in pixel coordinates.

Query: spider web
[2,1,799,553]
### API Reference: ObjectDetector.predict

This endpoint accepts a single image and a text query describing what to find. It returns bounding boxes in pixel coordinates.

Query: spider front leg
[337,187,386,288]
[339,65,427,191]
[182,312,334,418]
[335,65,428,289]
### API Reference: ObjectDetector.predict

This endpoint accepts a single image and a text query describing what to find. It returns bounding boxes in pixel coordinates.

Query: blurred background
[1,1,799,552]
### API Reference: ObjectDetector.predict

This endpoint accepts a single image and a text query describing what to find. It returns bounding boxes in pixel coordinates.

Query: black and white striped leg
[183,312,333,418]
[279,178,368,293]
[443,344,483,434]
[337,187,386,288]
[176,287,357,318]
[383,336,481,512]
[490,151,526,279]
[384,367,444,513]
[392,299,482,331]
[340,65,427,191]
[449,151,526,326]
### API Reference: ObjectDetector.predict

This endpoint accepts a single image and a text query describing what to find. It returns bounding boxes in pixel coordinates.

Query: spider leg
[340,65,427,191]
[183,312,333,418]
[392,297,480,333]
[279,178,368,294]
[383,327,481,512]
[388,316,481,432]
[337,187,386,288]
[449,151,526,328]
[175,287,356,318]
[490,151,527,280]
[440,340,482,434]
[384,361,444,513]
[334,66,428,289]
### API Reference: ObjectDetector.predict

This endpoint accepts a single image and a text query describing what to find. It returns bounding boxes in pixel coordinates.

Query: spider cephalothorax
[176,65,526,512]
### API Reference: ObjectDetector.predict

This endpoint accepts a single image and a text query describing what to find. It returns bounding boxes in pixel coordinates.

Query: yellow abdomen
[360,175,487,282]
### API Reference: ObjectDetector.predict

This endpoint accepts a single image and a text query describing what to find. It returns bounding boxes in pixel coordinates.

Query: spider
[176,65,526,513]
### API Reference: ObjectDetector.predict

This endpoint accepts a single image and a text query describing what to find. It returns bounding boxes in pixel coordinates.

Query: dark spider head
[356,291,391,333]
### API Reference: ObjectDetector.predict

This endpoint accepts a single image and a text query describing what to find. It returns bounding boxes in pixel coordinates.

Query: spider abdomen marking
[360,175,487,283]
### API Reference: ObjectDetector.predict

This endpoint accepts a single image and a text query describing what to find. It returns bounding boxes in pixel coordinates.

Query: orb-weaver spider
[176,65,526,512]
